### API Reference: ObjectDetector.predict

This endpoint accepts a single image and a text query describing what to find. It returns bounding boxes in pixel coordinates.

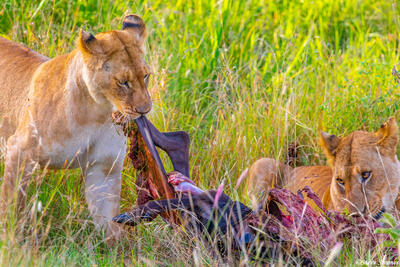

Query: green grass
[1,0,400,265]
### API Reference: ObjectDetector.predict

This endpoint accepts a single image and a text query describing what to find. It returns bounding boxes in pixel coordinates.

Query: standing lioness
[247,118,400,219]
[0,15,152,239]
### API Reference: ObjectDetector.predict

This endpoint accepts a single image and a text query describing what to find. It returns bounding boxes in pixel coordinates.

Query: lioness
[247,118,400,219]
[0,15,152,240]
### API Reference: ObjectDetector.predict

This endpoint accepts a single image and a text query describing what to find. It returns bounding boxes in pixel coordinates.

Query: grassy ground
[1,0,400,265]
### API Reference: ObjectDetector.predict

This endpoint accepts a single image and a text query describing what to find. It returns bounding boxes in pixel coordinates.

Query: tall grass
[0,0,400,265]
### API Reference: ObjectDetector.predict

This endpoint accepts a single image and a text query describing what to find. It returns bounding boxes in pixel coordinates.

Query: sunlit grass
[1,0,400,265]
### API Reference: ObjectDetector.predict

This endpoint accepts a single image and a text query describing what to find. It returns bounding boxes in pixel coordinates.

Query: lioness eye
[361,171,371,182]
[118,81,129,88]
[336,178,345,186]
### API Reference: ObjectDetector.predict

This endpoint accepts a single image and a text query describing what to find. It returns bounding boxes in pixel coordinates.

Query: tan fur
[246,158,291,208]
[247,118,400,217]
[0,15,151,241]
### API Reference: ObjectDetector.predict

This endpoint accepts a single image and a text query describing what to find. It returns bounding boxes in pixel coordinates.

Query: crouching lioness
[247,118,400,219]
[0,15,152,239]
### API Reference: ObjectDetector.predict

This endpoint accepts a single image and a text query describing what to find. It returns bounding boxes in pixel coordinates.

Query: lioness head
[321,117,400,218]
[77,14,152,118]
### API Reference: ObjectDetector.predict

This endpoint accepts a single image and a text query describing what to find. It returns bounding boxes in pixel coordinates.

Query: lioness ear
[78,29,103,54]
[320,132,341,165]
[122,14,147,43]
[376,117,399,155]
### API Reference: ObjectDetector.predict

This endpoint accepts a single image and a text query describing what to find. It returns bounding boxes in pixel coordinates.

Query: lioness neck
[63,50,113,126]
[12,48,116,148]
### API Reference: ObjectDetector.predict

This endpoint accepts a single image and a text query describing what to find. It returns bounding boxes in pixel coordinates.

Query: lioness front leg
[1,134,39,218]
[246,158,292,208]
[84,157,124,242]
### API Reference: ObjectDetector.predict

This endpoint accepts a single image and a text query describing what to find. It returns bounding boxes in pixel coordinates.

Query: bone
[167,171,204,195]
